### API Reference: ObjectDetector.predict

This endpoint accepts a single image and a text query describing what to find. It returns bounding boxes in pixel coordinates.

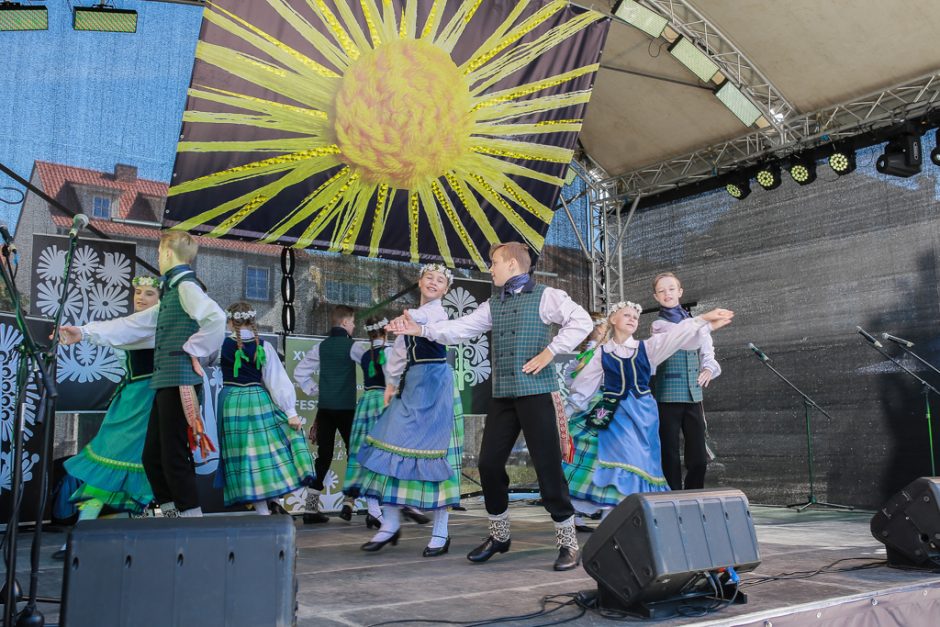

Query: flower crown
[227,309,257,322]
[132,276,162,289]
[592,317,607,327]
[363,318,388,332]
[607,301,643,317]
[420,263,453,286]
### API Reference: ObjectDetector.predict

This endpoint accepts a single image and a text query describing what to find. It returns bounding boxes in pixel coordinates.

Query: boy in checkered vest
[389,242,592,571]
[650,272,721,490]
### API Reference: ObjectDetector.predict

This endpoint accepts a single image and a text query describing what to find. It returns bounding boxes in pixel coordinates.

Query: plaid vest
[151,274,202,390]
[490,282,557,398]
[317,331,356,410]
[651,348,703,403]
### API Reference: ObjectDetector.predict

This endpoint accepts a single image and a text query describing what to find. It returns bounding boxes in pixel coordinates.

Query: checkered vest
[151,274,202,390]
[490,282,557,398]
[651,348,703,403]
[317,331,356,410]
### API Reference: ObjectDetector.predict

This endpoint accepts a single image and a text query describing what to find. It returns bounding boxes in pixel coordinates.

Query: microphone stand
[747,348,853,512]
[862,338,940,476]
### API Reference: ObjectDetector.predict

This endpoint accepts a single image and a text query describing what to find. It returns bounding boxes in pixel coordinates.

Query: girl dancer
[355,264,463,557]
[564,301,733,518]
[217,303,315,514]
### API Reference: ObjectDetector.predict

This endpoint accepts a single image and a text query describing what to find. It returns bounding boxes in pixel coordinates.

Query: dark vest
[125,348,155,381]
[221,337,264,386]
[405,335,447,364]
[489,280,557,398]
[317,329,356,410]
[151,273,201,389]
[601,343,652,404]
[360,344,387,390]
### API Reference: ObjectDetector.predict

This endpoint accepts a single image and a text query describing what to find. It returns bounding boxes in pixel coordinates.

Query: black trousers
[143,387,200,511]
[478,393,574,522]
[658,402,708,490]
[311,407,354,491]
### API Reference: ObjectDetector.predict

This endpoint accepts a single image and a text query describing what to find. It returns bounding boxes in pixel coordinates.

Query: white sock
[59,542,66,552]
[428,508,449,548]
[574,515,586,527]
[180,506,203,518]
[366,497,382,519]
[370,505,401,543]
[255,501,270,516]
[571,498,602,516]
[159,501,177,517]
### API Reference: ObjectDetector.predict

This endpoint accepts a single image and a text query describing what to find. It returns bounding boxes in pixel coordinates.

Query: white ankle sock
[159,502,177,517]
[366,497,382,519]
[180,506,203,518]
[428,508,449,548]
[255,501,270,515]
[574,515,585,527]
[370,505,401,543]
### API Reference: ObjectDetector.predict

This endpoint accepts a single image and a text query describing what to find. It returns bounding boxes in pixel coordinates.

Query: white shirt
[386,299,448,388]
[420,282,592,356]
[79,271,226,359]
[292,331,369,397]
[650,317,721,378]
[566,317,711,413]
[232,329,298,419]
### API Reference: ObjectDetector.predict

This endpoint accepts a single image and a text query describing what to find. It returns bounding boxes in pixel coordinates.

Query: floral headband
[363,318,388,332]
[592,317,608,327]
[607,301,643,317]
[132,276,162,289]
[420,263,454,286]
[227,310,257,321]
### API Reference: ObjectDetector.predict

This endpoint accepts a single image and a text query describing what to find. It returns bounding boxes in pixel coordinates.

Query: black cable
[742,557,886,587]
[366,593,583,627]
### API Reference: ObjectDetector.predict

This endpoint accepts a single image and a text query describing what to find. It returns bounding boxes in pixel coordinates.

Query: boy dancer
[650,272,721,490]
[60,231,226,517]
[389,242,592,570]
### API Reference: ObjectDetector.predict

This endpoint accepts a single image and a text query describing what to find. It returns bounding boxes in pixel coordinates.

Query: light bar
[0,3,48,31]
[73,6,138,33]
[715,82,762,127]
[668,37,719,83]
[612,0,667,38]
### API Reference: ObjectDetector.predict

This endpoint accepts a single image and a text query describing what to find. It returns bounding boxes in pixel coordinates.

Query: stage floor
[5,502,940,625]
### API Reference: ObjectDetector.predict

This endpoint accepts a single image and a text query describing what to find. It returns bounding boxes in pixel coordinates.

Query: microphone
[856,326,883,349]
[882,332,914,348]
[69,214,89,238]
[747,342,771,362]
[0,223,14,248]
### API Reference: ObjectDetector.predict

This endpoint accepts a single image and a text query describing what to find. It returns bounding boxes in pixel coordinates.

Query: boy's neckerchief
[658,304,690,323]
[500,273,530,301]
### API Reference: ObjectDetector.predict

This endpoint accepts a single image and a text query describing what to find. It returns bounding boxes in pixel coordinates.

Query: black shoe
[467,536,511,563]
[303,511,329,524]
[422,536,450,558]
[365,514,382,530]
[268,501,289,515]
[402,507,430,525]
[339,503,353,521]
[553,547,581,571]
[360,529,401,552]
[52,548,67,561]
[575,524,594,533]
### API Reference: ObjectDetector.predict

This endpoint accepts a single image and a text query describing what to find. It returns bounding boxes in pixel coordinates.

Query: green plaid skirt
[218,384,315,506]
[355,387,464,510]
[563,409,628,507]
[343,388,385,496]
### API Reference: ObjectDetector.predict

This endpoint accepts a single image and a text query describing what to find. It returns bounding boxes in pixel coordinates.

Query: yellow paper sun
[168,0,604,270]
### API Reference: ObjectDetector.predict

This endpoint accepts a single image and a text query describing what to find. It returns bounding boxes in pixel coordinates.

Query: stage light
[788,156,817,185]
[715,82,762,127]
[930,130,940,167]
[668,37,719,83]
[876,133,922,178]
[828,147,856,176]
[725,176,751,200]
[755,163,781,190]
[73,5,137,33]
[0,2,47,30]
[612,0,668,38]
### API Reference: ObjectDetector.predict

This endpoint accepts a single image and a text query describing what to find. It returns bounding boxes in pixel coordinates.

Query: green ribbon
[233,348,249,379]
[367,348,387,378]
[570,347,596,379]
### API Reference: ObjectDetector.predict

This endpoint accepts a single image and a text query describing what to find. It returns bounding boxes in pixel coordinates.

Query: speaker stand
[584,580,747,620]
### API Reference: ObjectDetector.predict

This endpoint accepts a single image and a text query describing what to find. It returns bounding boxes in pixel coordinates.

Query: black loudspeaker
[871,476,940,571]
[60,515,296,627]
[582,489,761,616]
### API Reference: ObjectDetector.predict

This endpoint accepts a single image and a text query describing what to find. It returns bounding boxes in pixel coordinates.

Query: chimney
[114,164,138,182]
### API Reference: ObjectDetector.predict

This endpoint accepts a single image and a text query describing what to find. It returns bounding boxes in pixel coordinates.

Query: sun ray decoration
[165,0,610,270]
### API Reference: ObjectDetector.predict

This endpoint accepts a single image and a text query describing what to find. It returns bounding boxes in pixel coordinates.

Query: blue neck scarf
[658,304,690,323]
[160,264,193,295]
[501,273,531,301]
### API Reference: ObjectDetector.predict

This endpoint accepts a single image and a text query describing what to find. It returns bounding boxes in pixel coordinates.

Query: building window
[325,280,372,306]
[245,266,270,301]
[91,195,112,219]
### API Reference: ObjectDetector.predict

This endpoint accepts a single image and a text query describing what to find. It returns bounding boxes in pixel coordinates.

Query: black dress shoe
[422,536,450,558]
[303,511,329,524]
[466,536,511,563]
[268,501,289,515]
[365,514,382,529]
[553,547,580,571]
[402,507,430,525]
[339,503,353,521]
[360,529,401,552]
[575,524,594,533]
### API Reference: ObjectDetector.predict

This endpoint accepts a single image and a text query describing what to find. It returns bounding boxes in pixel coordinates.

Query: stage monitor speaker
[60,515,296,627]
[582,488,761,613]
[871,476,940,571]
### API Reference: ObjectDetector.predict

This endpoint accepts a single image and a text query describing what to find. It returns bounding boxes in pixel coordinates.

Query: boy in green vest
[650,272,721,490]
[389,242,592,571]
[294,305,358,523]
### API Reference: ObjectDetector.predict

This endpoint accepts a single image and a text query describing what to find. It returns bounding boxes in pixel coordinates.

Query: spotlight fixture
[0,2,47,31]
[876,133,922,178]
[73,4,138,33]
[755,163,782,190]
[828,146,856,176]
[788,156,817,185]
[931,130,940,167]
[725,176,751,200]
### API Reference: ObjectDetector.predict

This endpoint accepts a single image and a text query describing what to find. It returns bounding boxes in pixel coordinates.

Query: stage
[6,502,940,625]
